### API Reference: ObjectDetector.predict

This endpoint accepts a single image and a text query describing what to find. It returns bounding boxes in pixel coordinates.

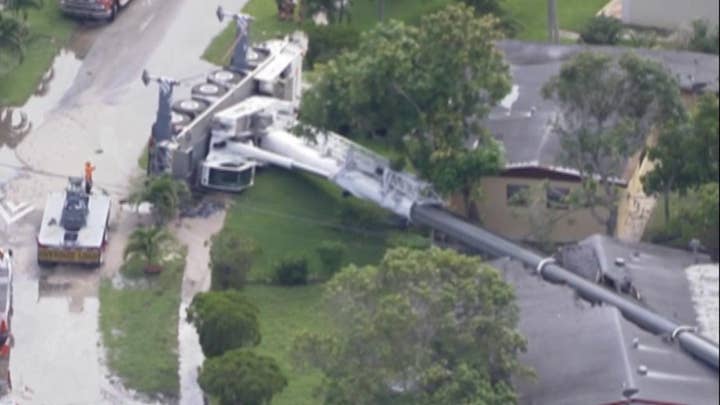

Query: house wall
[622,0,718,30]
[460,176,608,244]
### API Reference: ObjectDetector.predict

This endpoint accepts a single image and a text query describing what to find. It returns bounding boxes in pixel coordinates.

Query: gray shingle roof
[487,41,720,169]
[493,257,719,405]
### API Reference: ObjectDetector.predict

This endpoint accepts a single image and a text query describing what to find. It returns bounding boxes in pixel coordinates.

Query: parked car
[59,0,133,22]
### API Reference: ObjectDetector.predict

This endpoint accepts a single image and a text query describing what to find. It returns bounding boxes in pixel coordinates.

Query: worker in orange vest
[84,161,95,194]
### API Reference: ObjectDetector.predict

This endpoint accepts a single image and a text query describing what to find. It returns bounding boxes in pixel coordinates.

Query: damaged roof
[494,257,719,405]
[558,234,719,344]
[486,40,720,171]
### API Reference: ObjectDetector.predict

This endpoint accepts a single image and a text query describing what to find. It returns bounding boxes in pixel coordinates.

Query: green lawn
[243,284,329,405]
[203,0,609,66]
[222,168,392,281]
[506,0,608,41]
[0,3,74,106]
[203,0,451,65]
[99,245,186,398]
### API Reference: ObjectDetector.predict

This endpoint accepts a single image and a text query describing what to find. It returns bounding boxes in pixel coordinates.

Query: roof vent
[637,365,648,376]
[632,337,640,348]
[615,257,626,267]
[622,387,639,399]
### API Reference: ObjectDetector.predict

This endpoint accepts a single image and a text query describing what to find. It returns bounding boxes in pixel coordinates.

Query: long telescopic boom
[411,204,719,370]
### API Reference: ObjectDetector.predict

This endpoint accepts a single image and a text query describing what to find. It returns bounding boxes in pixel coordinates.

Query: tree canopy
[642,93,719,223]
[0,14,27,75]
[299,4,510,218]
[199,348,287,405]
[292,247,525,404]
[187,290,261,357]
[542,51,685,235]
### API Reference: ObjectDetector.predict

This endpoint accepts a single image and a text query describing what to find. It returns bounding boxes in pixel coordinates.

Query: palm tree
[0,14,26,75]
[6,0,44,21]
[131,175,190,226]
[123,226,173,274]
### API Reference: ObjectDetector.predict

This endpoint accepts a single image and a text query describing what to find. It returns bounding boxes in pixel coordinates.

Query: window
[546,186,570,209]
[208,167,254,188]
[507,184,530,207]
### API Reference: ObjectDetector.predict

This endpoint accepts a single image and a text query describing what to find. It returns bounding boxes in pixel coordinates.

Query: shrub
[199,349,287,405]
[316,241,347,278]
[580,15,624,45]
[273,255,309,286]
[304,23,360,69]
[687,19,719,54]
[187,290,261,357]
[210,232,259,290]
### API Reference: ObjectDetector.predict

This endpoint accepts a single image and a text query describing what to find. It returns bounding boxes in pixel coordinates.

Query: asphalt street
[0,0,248,402]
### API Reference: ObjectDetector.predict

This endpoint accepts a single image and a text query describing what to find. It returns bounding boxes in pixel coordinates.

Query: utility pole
[547,0,559,44]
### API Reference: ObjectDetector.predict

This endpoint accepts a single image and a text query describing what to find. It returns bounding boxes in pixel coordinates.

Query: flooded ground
[0,0,249,402]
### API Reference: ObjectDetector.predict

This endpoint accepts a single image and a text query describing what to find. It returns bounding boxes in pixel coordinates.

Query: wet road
[0,0,248,402]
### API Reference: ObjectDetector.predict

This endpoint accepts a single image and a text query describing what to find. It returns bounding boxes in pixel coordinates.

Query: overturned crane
[143,6,719,372]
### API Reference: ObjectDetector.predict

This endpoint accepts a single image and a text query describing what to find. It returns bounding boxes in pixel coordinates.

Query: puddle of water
[5,274,156,404]
[20,49,84,128]
[0,48,84,186]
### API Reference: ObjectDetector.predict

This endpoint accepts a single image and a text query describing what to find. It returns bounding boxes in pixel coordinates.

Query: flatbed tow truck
[37,177,111,267]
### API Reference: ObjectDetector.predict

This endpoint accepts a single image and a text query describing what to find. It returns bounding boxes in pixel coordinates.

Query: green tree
[133,175,190,226]
[292,247,525,404]
[542,51,685,235]
[642,121,691,224]
[123,226,173,273]
[300,4,510,219]
[687,19,719,55]
[187,290,261,357]
[643,94,719,224]
[199,348,287,405]
[579,15,624,45]
[677,182,719,260]
[210,231,259,290]
[687,93,719,183]
[0,14,26,75]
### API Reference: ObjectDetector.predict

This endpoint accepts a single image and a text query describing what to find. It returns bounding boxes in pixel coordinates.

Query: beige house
[476,166,615,244]
[454,41,720,245]
[621,0,718,30]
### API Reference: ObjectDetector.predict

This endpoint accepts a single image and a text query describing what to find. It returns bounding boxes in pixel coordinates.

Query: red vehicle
[59,0,133,22]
